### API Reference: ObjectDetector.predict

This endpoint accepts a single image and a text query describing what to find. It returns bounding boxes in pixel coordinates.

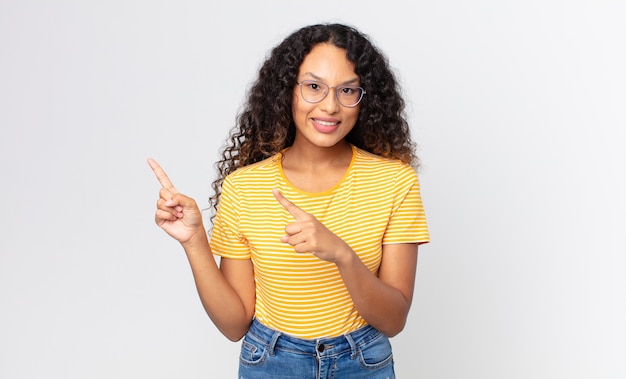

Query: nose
[319,88,340,114]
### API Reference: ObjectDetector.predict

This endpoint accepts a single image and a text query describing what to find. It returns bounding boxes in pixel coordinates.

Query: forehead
[298,43,357,82]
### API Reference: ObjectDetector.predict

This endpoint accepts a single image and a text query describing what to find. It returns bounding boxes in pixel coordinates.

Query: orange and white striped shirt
[210,145,429,338]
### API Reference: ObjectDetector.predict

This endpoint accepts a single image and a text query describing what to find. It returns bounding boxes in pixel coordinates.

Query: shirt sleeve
[382,165,430,245]
[209,175,251,259]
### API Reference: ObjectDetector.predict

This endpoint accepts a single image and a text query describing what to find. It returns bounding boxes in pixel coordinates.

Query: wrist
[181,227,209,250]
[334,243,357,268]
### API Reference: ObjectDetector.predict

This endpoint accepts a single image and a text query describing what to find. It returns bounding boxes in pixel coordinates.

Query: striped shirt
[210,145,429,338]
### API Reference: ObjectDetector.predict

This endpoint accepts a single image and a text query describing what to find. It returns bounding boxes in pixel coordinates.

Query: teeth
[315,119,338,126]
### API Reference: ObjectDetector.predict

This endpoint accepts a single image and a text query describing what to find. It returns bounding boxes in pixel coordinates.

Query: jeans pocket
[240,335,267,366]
[358,332,394,369]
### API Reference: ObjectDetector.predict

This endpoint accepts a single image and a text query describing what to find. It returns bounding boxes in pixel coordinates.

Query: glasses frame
[296,80,366,108]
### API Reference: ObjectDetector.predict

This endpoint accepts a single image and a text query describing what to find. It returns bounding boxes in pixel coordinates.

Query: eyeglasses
[296,80,366,108]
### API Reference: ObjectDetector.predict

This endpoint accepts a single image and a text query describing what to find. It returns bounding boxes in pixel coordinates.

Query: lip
[311,118,340,133]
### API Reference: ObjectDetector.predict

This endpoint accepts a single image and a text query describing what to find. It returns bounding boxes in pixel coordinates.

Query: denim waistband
[245,318,381,358]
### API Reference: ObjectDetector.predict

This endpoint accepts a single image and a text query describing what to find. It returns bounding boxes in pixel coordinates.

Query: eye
[340,87,356,95]
[307,82,322,91]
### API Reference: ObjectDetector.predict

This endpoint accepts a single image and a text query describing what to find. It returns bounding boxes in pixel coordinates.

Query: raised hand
[148,158,204,244]
[272,188,351,264]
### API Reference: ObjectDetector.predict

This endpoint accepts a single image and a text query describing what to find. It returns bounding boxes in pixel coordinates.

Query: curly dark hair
[209,23,418,217]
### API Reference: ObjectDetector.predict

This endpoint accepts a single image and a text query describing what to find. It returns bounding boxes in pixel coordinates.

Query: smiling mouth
[313,119,339,126]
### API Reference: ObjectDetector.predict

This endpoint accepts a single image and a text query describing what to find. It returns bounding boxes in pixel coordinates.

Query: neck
[283,141,353,169]
[280,141,353,193]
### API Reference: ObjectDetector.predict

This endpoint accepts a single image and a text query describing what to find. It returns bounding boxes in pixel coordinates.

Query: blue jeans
[238,318,395,379]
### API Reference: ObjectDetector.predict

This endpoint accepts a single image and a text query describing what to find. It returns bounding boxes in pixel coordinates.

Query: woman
[149,23,429,378]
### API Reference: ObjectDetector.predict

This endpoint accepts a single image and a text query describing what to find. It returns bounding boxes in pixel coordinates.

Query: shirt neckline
[277,144,357,196]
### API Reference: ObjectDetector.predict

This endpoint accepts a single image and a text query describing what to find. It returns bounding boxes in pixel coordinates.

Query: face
[291,43,360,150]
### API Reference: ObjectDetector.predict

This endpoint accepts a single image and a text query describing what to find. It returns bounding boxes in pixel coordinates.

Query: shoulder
[225,153,282,183]
[353,147,417,180]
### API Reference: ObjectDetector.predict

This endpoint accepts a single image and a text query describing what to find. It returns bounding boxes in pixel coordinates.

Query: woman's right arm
[148,158,255,341]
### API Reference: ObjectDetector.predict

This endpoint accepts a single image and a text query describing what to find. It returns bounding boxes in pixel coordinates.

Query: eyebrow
[300,72,360,85]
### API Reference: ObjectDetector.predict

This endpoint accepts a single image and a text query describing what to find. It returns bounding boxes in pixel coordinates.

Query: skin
[148,43,418,341]
[283,43,361,192]
[148,158,255,341]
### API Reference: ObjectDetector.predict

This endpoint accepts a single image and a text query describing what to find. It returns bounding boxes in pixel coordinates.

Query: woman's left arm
[335,242,418,337]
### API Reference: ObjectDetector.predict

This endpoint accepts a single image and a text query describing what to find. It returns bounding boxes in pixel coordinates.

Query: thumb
[167,192,199,211]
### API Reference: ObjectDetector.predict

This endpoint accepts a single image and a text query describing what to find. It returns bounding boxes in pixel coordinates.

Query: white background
[1,1,624,378]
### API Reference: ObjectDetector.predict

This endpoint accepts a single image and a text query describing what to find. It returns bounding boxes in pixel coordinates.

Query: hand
[147,158,204,244]
[273,188,351,264]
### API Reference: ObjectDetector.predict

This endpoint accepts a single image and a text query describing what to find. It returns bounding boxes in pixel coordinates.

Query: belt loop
[268,330,282,356]
[344,331,358,360]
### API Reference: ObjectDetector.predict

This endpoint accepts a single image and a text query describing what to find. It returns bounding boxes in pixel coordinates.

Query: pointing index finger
[147,158,177,193]
[273,188,307,220]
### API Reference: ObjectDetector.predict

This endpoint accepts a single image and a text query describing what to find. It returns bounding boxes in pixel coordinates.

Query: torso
[209,146,429,338]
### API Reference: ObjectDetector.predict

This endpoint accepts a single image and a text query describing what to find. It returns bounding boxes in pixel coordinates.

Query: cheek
[292,91,303,114]
[291,96,314,122]
[291,96,302,122]
[345,107,360,124]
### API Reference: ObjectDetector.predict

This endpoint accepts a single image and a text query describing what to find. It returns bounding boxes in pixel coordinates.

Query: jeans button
[317,344,325,353]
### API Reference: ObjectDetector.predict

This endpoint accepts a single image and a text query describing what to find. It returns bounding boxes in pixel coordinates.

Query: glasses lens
[300,81,329,103]
[337,86,364,107]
